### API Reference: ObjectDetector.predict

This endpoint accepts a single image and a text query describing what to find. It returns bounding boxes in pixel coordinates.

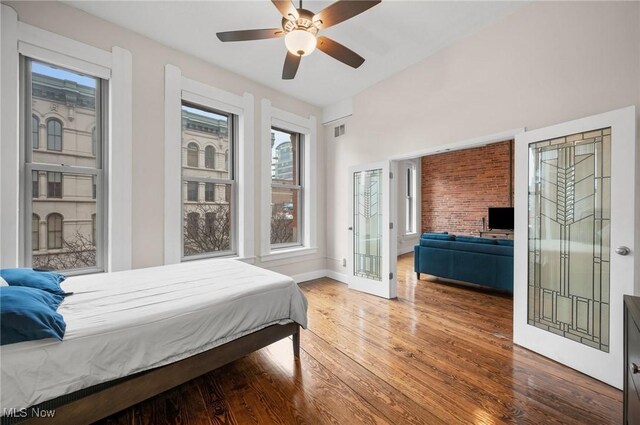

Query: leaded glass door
[348,161,397,299]
[513,106,636,389]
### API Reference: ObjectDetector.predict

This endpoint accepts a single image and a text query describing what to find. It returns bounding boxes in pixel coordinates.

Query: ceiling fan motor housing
[282,9,319,35]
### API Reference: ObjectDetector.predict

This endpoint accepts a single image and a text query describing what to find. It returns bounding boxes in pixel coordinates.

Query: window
[186,212,199,239]
[47,213,63,249]
[405,163,417,234]
[187,142,199,167]
[270,128,302,247]
[32,214,40,251]
[205,145,215,169]
[181,103,235,258]
[205,183,215,202]
[32,171,39,198]
[46,118,62,151]
[24,59,105,272]
[187,181,198,202]
[32,115,39,149]
[224,150,229,171]
[47,172,62,198]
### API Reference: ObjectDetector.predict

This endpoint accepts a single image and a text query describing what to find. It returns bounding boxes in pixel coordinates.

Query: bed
[0,259,307,424]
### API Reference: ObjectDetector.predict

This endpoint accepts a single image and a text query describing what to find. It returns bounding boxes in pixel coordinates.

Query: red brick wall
[421,140,513,235]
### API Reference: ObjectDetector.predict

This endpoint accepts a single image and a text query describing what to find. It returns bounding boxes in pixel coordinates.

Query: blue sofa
[414,233,513,292]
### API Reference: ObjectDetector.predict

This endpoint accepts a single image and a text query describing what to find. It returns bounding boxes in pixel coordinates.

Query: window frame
[163,66,254,265]
[21,56,108,275]
[1,11,132,271]
[180,101,238,261]
[270,127,304,249]
[404,162,417,235]
[259,99,317,261]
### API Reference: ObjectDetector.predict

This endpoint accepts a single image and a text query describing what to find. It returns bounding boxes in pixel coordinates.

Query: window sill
[260,246,317,262]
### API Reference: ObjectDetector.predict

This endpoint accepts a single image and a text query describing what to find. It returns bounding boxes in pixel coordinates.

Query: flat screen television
[488,207,514,230]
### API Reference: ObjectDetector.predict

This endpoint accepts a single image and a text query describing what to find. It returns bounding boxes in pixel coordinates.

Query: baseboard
[291,269,349,284]
[290,270,327,284]
[326,269,348,284]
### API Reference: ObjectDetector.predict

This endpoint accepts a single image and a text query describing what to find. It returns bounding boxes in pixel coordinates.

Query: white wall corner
[326,269,348,284]
[108,46,133,272]
[321,97,353,125]
[163,64,182,265]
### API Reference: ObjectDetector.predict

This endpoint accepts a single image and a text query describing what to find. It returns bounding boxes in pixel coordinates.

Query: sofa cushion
[496,239,514,246]
[420,232,455,243]
[420,238,513,257]
[455,236,497,245]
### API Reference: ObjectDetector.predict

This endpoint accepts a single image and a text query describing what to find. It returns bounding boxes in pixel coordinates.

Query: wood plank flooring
[98,254,622,424]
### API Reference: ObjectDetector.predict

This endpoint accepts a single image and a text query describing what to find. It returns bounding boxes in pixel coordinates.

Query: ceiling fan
[216,0,381,80]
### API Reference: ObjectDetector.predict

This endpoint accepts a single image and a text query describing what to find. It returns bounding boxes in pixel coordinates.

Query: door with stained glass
[514,106,636,389]
[348,161,397,299]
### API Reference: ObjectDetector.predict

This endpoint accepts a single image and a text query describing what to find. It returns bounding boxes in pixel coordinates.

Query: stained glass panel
[353,169,383,281]
[528,128,611,352]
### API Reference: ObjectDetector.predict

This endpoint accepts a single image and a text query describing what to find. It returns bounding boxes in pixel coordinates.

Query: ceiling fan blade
[272,0,299,20]
[216,28,284,42]
[313,0,380,29]
[316,36,365,69]
[282,52,301,80]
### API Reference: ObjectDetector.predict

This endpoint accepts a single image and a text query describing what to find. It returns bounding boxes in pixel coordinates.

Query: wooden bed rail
[16,323,300,425]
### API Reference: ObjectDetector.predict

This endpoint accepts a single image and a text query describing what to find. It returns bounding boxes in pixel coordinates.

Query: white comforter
[0,259,308,410]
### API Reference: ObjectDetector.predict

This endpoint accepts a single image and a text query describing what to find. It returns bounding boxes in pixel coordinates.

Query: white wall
[4,0,326,278]
[326,1,640,274]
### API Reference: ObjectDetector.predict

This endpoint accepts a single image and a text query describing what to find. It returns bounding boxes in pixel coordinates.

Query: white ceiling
[65,1,525,107]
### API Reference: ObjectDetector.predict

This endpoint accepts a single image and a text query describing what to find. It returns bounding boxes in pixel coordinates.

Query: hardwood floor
[98,254,622,424]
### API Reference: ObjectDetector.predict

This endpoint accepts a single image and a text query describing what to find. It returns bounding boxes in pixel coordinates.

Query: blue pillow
[496,239,514,246]
[455,236,497,245]
[0,268,68,296]
[0,286,66,345]
[421,232,455,241]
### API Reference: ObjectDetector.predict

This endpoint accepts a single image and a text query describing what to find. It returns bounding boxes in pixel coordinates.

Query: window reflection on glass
[27,60,102,272]
[181,103,234,257]
[270,128,302,246]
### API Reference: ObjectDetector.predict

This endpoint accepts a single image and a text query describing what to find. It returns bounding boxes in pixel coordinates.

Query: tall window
[405,163,417,234]
[205,145,215,169]
[225,150,229,171]
[46,118,62,151]
[47,213,63,249]
[181,103,235,258]
[32,214,40,251]
[187,142,199,167]
[24,59,105,272]
[32,171,39,198]
[47,172,62,198]
[32,115,39,149]
[270,128,302,247]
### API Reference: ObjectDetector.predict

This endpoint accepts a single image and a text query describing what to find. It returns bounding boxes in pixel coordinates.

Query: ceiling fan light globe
[284,30,316,56]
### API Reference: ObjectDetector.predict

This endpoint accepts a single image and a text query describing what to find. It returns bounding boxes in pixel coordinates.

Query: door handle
[348,227,353,230]
[631,363,639,374]
[615,246,631,256]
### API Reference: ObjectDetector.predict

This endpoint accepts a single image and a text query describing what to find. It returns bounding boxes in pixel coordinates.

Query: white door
[514,106,636,389]
[348,161,397,299]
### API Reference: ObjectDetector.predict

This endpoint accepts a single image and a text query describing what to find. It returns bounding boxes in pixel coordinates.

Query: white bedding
[0,259,308,410]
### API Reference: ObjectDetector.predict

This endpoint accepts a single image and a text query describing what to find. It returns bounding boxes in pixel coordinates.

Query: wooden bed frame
[17,322,300,424]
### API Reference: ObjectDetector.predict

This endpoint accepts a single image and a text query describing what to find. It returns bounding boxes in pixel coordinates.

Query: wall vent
[334,124,345,138]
